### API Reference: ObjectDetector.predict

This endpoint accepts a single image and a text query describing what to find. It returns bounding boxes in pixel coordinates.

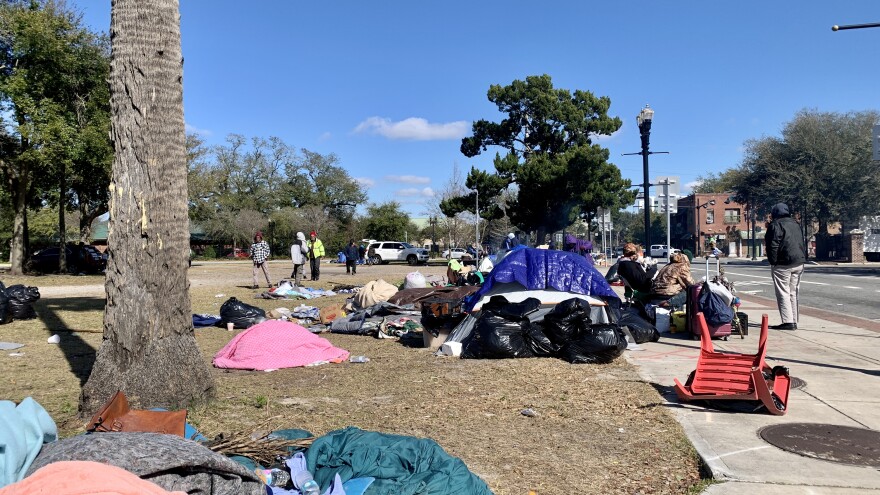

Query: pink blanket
[213,320,349,370]
[0,461,186,494]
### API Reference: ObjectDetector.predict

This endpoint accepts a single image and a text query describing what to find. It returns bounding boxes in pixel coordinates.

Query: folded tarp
[26,432,263,495]
[464,248,618,312]
[213,320,349,370]
[306,427,493,495]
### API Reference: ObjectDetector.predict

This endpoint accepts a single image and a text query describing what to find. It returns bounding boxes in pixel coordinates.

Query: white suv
[649,244,680,258]
[367,241,429,265]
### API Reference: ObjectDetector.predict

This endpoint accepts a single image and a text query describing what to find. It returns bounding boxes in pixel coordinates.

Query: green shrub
[201,245,217,259]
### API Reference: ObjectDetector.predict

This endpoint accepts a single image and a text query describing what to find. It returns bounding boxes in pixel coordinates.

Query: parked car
[367,241,429,265]
[649,244,680,258]
[442,247,468,260]
[225,248,250,259]
[29,244,107,274]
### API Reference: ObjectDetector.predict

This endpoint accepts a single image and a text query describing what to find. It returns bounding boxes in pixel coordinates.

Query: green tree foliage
[734,110,880,234]
[0,0,111,273]
[185,134,367,250]
[363,201,410,241]
[457,74,634,242]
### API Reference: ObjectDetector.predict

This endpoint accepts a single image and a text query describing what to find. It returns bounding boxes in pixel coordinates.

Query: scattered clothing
[0,397,58,488]
[2,461,187,495]
[306,427,493,495]
[213,320,349,370]
[192,314,221,328]
[26,432,263,495]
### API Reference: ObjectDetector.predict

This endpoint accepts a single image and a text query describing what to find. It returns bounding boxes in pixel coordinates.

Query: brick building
[672,193,761,258]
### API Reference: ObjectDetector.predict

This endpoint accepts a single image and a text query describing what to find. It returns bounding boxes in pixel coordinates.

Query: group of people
[248,231,325,289]
[610,201,806,331]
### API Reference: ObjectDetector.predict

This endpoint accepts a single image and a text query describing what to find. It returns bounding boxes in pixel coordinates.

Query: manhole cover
[759,423,880,467]
[789,376,806,390]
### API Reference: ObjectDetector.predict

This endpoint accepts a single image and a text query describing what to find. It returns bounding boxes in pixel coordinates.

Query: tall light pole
[624,105,667,249]
[638,106,653,249]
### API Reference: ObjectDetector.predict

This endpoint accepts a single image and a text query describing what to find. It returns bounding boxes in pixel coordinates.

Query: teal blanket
[306,427,492,495]
[0,397,57,487]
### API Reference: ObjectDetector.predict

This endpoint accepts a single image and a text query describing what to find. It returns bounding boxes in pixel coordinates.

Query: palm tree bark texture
[80,0,214,415]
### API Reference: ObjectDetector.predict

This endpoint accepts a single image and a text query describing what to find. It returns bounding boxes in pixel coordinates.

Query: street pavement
[611,259,880,494]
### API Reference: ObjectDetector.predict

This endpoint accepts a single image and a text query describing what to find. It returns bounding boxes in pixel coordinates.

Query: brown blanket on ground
[388,286,481,307]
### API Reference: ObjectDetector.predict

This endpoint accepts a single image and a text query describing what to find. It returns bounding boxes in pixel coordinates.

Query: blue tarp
[464,248,618,311]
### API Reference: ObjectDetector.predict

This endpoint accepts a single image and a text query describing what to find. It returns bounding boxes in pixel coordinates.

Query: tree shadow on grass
[35,296,105,386]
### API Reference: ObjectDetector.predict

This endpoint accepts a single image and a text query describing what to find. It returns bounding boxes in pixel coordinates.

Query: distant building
[672,193,758,257]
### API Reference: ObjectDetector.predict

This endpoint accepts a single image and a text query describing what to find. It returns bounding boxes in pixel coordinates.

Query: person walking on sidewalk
[249,232,272,289]
[289,231,308,287]
[344,240,359,275]
[307,231,325,281]
[765,203,806,330]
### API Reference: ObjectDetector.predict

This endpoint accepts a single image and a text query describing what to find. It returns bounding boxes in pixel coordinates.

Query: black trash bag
[618,309,660,344]
[561,323,628,364]
[0,281,9,324]
[219,297,266,329]
[542,298,591,344]
[5,284,40,320]
[526,324,560,357]
[462,296,542,359]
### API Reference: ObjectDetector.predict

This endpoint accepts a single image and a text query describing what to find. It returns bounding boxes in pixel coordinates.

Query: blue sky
[74,1,879,216]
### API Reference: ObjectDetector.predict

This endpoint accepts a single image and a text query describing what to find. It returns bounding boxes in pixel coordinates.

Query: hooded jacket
[765,203,806,266]
[290,232,308,265]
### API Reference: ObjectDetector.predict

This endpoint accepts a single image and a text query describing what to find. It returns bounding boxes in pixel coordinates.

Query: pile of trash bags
[0,282,40,323]
[462,296,629,364]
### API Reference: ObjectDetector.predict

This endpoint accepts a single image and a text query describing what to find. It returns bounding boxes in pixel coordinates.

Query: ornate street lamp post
[637,105,654,249]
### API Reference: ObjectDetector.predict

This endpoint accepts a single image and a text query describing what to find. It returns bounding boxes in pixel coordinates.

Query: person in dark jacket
[765,203,806,330]
[616,242,658,302]
[343,240,359,275]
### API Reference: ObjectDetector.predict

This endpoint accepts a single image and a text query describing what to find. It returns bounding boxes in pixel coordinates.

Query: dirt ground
[0,260,705,494]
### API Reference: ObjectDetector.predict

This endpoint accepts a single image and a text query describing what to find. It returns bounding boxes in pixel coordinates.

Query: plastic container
[349,355,370,363]
[293,471,321,495]
[256,468,290,488]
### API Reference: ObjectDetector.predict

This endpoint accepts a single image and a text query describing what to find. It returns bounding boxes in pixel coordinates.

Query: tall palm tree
[81,0,213,414]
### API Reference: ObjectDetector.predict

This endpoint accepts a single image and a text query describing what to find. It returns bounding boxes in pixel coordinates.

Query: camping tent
[464,247,618,313]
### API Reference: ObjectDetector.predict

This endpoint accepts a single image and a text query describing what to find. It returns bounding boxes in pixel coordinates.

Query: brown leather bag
[87,390,187,437]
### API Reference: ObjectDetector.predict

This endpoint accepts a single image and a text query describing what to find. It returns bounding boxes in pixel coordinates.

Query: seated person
[616,243,658,302]
[651,252,694,309]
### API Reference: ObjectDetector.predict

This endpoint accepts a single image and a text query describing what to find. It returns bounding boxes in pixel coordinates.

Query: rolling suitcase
[686,257,732,340]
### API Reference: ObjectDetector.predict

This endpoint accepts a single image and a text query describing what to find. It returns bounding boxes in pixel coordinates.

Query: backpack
[698,281,734,326]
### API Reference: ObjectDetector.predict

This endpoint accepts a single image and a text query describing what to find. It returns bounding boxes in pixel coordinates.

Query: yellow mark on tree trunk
[140,197,148,235]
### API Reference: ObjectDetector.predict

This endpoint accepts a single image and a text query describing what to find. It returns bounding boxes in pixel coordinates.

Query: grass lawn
[0,262,704,494]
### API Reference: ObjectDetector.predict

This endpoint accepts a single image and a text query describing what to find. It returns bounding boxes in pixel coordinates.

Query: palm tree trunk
[81,0,213,415]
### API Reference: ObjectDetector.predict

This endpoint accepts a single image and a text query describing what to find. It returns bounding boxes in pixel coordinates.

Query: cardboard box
[319,304,345,325]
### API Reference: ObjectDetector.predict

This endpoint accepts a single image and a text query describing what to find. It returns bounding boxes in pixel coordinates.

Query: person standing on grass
[290,232,308,287]
[344,240,359,275]
[249,232,271,289]
[307,231,325,281]
[765,203,806,330]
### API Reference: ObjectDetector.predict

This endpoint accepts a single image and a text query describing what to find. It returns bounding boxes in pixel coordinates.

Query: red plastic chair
[673,313,790,415]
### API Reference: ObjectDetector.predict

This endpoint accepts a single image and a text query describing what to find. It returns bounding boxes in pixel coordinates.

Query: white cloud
[185,123,212,136]
[590,124,623,142]
[684,180,702,193]
[318,131,332,141]
[396,188,420,197]
[396,187,436,199]
[355,177,375,188]
[353,116,469,141]
[385,175,430,184]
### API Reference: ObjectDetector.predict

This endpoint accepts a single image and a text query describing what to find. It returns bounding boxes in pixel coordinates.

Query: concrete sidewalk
[623,295,880,493]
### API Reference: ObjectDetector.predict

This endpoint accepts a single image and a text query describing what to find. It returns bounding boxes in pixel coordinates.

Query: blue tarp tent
[463,248,618,312]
